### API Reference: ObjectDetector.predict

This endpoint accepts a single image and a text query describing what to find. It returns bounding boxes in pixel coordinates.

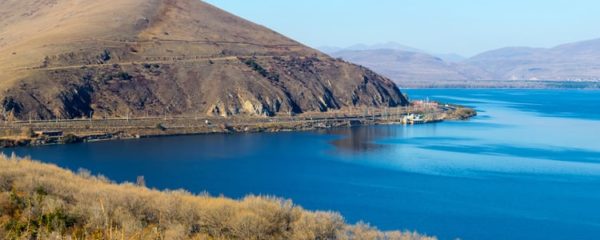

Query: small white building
[402,114,424,124]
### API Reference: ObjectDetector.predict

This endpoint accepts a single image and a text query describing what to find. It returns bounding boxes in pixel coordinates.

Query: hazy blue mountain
[320,42,464,62]
[329,49,490,83]
[467,38,600,80]
[319,42,422,53]
[326,38,600,85]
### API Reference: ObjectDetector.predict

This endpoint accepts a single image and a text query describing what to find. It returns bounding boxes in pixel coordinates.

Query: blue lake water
[5,89,600,240]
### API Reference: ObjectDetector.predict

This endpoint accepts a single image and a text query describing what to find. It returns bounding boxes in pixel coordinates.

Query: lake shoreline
[8,89,599,240]
[0,104,476,149]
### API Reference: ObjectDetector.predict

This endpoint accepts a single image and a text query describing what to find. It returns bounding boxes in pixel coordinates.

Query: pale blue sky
[204,0,600,57]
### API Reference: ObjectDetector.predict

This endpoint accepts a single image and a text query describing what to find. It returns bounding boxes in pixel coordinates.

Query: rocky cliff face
[0,0,407,120]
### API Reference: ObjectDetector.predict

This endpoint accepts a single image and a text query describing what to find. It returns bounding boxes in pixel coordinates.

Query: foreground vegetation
[0,155,434,240]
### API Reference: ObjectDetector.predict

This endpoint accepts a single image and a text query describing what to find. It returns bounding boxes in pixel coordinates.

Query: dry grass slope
[0,155,434,240]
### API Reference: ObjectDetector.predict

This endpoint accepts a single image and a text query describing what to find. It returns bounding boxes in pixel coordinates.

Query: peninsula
[0,0,475,148]
[0,103,476,148]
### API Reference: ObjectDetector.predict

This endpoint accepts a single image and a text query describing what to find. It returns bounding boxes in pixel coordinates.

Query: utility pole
[372,108,375,121]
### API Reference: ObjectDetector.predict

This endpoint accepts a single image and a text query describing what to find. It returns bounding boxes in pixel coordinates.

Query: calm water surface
[6,89,600,240]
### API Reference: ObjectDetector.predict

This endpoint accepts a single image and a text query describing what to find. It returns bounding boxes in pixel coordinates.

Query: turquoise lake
[5,89,600,240]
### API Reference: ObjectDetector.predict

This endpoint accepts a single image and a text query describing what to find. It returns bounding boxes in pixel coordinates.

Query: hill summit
[0,0,407,120]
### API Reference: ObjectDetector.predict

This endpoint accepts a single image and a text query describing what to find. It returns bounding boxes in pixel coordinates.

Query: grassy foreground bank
[0,155,434,240]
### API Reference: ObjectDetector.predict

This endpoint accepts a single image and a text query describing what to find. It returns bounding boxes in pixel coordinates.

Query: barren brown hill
[0,0,407,120]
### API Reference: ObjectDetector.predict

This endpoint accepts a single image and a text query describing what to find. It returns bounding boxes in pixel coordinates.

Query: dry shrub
[20,127,34,138]
[291,211,344,240]
[0,155,436,240]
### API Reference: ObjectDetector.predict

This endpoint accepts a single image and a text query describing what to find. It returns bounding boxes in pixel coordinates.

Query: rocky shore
[0,105,476,148]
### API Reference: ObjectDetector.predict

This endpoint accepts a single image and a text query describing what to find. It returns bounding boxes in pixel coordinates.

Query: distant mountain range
[326,49,487,83]
[466,39,600,81]
[321,42,466,62]
[323,39,600,87]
